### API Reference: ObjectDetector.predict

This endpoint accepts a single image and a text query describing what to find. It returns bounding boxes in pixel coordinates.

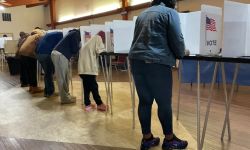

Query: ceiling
[0,0,49,7]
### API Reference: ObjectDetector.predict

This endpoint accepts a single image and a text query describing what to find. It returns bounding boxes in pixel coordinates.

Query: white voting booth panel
[179,12,201,55]
[179,5,222,55]
[113,20,135,54]
[0,37,13,49]
[80,25,106,46]
[200,5,222,55]
[105,22,114,52]
[222,1,250,57]
[90,24,106,48]
[90,24,105,36]
[80,26,92,46]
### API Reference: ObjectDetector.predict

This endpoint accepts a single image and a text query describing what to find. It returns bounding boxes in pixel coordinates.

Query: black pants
[130,59,173,135]
[79,74,103,106]
[20,56,29,86]
[20,56,37,87]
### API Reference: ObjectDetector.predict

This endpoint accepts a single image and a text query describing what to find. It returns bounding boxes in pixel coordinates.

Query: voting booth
[105,22,114,52]
[179,5,222,55]
[80,25,106,46]
[222,1,250,57]
[80,26,92,46]
[112,20,135,54]
[0,37,13,49]
[90,24,106,49]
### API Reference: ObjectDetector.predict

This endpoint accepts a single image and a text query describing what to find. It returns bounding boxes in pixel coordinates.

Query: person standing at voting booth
[129,0,188,150]
[18,29,45,93]
[17,31,29,87]
[51,29,81,104]
[78,34,108,112]
[36,31,63,97]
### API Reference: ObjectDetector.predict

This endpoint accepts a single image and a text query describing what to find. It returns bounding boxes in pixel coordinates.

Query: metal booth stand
[99,52,136,129]
[177,55,249,150]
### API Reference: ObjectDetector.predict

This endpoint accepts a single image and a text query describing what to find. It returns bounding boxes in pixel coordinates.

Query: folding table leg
[127,57,136,129]
[104,55,111,115]
[109,56,113,115]
[197,61,201,150]
[200,62,219,149]
[177,60,182,120]
[221,63,239,140]
[100,55,109,109]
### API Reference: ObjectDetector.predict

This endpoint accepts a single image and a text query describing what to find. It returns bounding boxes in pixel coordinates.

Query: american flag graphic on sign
[206,16,216,31]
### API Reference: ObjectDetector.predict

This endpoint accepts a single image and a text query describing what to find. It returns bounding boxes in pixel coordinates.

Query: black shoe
[140,135,160,150]
[162,134,188,150]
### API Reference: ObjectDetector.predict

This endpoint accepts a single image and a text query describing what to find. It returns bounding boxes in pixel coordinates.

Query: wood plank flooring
[0,136,135,150]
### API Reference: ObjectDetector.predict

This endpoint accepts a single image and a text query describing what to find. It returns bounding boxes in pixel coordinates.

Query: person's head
[84,31,91,42]
[97,31,105,43]
[151,0,176,9]
[19,31,25,37]
[3,34,7,37]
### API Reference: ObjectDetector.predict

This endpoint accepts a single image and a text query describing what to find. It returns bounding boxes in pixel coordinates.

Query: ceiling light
[0,6,5,11]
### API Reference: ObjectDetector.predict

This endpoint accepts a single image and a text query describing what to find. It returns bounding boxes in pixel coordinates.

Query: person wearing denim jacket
[129,0,188,149]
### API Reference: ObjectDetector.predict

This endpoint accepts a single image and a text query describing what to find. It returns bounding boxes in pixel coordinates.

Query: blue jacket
[54,29,81,60]
[129,3,185,66]
[36,32,63,54]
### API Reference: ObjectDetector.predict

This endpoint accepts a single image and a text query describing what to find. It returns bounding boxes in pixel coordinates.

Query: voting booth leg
[104,55,112,115]
[1,51,3,71]
[69,59,73,96]
[221,63,239,141]
[37,61,41,87]
[177,60,182,120]
[1,50,5,71]
[127,57,136,129]
[197,61,201,150]
[100,56,109,110]
[109,56,113,115]
[200,62,219,149]
[220,62,230,141]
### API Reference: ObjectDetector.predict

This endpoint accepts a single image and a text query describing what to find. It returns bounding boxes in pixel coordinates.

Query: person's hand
[184,49,190,56]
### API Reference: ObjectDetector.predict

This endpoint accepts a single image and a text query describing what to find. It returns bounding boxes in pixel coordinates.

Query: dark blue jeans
[130,59,173,135]
[37,54,55,96]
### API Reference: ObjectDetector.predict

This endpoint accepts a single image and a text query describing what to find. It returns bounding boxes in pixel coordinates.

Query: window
[2,13,11,21]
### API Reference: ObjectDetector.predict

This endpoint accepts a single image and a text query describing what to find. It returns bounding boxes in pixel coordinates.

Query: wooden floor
[0,136,134,150]
[0,63,250,150]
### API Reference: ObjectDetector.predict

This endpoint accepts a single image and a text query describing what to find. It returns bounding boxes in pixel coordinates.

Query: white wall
[56,0,120,22]
[56,14,121,29]
[0,5,48,39]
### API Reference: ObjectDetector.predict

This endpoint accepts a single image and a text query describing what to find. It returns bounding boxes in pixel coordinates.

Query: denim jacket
[129,3,185,66]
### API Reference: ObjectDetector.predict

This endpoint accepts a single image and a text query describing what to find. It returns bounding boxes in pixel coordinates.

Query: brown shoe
[97,104,108,112]
[29,87,44,94]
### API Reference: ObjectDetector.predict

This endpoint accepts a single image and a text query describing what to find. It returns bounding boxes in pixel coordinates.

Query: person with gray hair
[129,0,188,149]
